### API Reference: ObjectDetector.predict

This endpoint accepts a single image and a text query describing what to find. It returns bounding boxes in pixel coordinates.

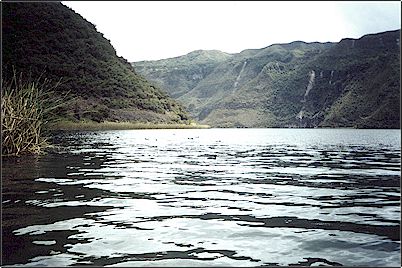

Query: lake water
[2,128,400,267]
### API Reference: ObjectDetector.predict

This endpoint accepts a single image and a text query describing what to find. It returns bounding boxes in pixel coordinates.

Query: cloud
[336,1,401,37]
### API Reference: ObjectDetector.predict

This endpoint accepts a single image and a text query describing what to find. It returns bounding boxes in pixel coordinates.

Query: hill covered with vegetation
[2,2,190,124]
[133,30,400,128]
[134,50,233,99]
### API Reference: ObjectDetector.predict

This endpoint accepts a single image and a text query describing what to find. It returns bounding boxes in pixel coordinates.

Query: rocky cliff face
[133,30,400,128]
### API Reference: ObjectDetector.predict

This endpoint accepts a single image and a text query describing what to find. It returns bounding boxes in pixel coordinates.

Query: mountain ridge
[132,29,400,128]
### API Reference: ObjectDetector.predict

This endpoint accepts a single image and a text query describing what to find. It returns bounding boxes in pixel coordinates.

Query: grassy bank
[49,120,210,131]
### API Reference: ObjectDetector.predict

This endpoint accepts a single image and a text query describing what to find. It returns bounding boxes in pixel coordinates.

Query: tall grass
[1,72,67,156]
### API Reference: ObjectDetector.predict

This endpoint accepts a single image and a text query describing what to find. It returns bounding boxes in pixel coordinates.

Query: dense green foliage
[134,31,400,128]
[2,2,190,124]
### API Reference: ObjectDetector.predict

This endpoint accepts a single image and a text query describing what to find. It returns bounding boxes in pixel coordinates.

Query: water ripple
[2,129,400,266]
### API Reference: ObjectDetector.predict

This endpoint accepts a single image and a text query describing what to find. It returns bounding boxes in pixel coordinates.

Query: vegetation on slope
[2,2,190,125]
[133,30,400,129]
[133,50,232,99]
[311,32,401,128]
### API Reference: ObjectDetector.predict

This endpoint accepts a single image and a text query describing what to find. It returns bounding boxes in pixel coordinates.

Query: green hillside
[310,33,400,128]
[2,2,190,124]
[133,30,400,128]
[134,50,232,99]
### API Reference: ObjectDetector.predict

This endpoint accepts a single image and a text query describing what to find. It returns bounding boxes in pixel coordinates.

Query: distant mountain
[132,30,400,128]
[134,50,233,99]
[2,2,189,124]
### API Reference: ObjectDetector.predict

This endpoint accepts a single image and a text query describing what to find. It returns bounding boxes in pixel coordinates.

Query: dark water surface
[2,129,400,267]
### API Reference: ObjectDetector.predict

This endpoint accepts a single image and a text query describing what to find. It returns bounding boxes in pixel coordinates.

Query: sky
[63,1,401,62]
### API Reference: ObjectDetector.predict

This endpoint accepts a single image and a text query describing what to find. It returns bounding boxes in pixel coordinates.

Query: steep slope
[309,31,400,128]
[133,50,232,99]
[2,2,189,124]
[133,30,400,128]
[182,41,333,124]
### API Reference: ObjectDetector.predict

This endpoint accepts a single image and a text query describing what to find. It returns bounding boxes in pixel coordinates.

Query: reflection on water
[2,129,400,266]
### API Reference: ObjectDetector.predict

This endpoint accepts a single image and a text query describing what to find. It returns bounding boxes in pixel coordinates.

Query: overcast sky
[63,1,401,62]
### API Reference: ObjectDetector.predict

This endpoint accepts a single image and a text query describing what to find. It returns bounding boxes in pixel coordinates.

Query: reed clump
[1,72,67,156]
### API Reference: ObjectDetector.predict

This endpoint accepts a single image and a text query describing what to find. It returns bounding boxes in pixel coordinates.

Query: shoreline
[48,121,211,131]
[47,121,400,131]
